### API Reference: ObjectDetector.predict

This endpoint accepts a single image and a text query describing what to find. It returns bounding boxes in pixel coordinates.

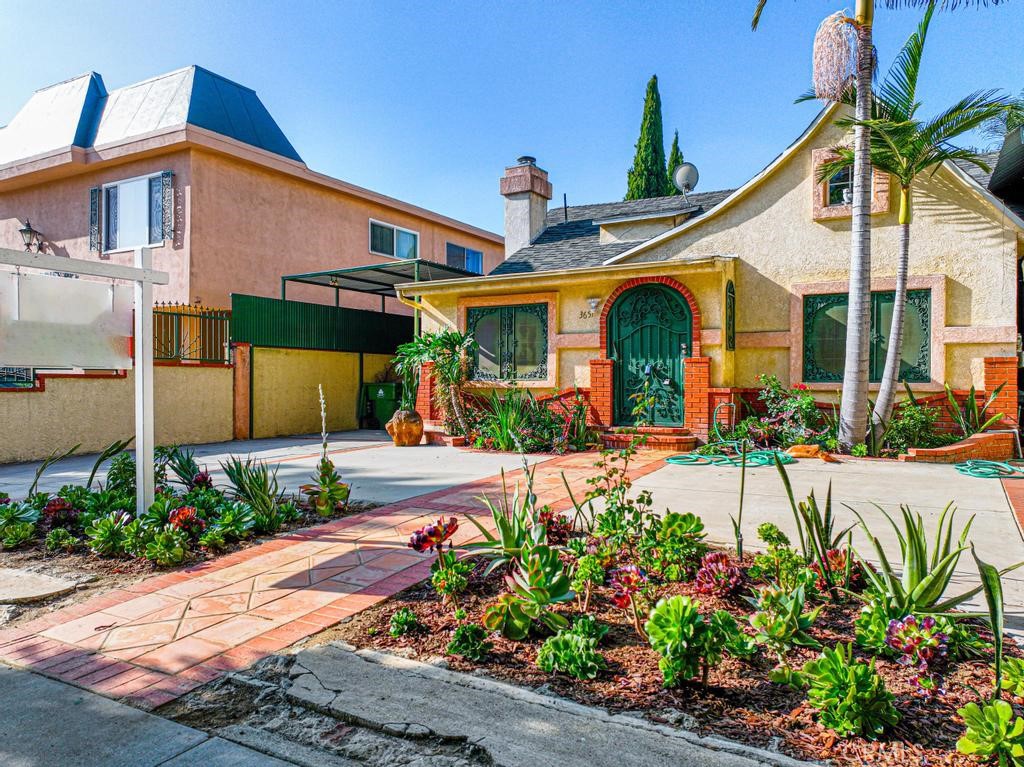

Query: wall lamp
[19,220,43,252]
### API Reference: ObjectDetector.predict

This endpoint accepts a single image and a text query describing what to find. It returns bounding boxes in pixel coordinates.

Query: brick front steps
[422,420,467,447]
[0,451,672,710]
[600,427,697,452]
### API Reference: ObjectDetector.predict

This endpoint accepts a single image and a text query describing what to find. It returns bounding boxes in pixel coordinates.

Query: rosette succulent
[885,614,948,697]
[694,552,743,597]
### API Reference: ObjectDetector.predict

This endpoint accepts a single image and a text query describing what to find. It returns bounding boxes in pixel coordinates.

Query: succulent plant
[886,614,948,697]
[168,506,206,537]
[408,517,459,553]
[694,551,743,596]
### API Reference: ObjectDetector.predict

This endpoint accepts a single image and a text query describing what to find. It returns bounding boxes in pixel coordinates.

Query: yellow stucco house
[399,104,1024,445]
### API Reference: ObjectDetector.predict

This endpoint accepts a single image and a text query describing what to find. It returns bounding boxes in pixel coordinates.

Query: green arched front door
[606,283,692,426]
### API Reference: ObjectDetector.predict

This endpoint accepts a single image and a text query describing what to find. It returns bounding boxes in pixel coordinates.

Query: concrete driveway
[0,430,542,506]
[633,457,1024,628]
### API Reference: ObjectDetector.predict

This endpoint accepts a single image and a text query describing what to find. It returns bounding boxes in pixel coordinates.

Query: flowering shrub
[885,614,948,697]
[694,551,743,596]
[408,517,459,553]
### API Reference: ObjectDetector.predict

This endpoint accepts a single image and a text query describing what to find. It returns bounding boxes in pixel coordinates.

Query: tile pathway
[0,450,670,710]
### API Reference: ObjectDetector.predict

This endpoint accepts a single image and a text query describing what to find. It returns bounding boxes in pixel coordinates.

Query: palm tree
[393,330,476,436]
[818,5,1021,427]
[752,0,1010,451]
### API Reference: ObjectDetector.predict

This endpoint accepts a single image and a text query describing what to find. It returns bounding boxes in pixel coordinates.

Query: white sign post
[0,246,168,516]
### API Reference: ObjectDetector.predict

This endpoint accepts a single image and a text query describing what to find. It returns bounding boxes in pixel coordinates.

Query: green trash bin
[364,382,401,428]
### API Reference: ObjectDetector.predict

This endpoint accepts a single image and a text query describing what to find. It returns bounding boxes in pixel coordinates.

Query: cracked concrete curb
[287,642,815,767]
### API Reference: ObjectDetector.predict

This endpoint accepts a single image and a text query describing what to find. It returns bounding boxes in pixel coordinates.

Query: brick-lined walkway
[0,451,670,709]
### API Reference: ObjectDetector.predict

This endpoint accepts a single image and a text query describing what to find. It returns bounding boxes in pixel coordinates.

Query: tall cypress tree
[625,75,671,200]
[666,130,684,195]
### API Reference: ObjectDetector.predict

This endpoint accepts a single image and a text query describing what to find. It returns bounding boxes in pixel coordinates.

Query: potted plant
[388,342,426,447]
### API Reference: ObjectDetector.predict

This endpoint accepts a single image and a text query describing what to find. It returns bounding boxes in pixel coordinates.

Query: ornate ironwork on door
[606,283,692,425]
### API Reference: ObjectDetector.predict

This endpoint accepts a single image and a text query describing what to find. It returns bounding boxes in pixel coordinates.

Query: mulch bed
[323,552,1016,767]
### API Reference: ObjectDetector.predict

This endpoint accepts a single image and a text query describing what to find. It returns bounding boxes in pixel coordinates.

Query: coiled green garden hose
[665,440,795,468]
[953,460,1024,478]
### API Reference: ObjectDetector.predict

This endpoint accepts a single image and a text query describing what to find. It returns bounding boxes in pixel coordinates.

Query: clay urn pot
[386,409,424,447]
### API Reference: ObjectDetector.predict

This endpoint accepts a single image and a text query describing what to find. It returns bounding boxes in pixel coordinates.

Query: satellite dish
[672,162,699,195]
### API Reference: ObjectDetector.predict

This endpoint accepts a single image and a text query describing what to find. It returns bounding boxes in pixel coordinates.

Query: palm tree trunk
[837,0,874,451]
[449,385,470,436]
[872,185,912,427]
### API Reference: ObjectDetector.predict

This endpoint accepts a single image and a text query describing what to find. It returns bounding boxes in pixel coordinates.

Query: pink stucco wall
[188,149,503,311]
[0,143,502,310]
[0,151,193,303]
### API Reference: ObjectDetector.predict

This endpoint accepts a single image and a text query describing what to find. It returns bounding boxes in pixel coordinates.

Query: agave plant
[482,539,572,639]
[464,468,546,574]
[220,456,281,520]
[946,382,1006,438]
[854,502,1023,617]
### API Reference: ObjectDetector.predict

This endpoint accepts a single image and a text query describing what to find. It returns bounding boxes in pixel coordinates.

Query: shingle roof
[0,66,301,167]
[954,153,1024,221]
[489,189,733,275]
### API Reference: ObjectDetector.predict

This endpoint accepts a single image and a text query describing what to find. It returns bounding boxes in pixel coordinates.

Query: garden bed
[322,553,1008,767]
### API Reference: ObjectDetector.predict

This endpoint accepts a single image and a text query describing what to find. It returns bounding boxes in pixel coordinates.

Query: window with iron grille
[466,303,548,381]
[803,289,931,383]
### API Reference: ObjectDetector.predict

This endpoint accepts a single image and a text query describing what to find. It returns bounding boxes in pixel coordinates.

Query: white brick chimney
[499,156,552,257]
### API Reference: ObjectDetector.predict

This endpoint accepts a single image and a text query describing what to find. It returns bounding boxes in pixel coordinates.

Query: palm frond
[751,0,767,30]
[875,2,933,121]
[883,0,1008,7]
[920,90,1020,148]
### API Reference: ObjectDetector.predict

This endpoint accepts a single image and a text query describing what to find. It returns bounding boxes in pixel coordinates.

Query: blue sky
[1,1,1021,234]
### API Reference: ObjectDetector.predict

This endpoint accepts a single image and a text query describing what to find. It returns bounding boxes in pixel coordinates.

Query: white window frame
[368,218,419,260]
[102,172,166,254]
[445,241,484,274]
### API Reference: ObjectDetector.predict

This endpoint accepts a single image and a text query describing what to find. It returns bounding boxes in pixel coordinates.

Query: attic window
[811,148,890,221]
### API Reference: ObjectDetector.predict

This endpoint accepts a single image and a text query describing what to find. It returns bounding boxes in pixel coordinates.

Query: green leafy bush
[447,624,491,660]
[144,526,188,567]
[747,523,811,591]
[957,700,1024,765]
[2,522,35,549]
[45,527,78,553]
[884,399,952,455]
[537,631,606,680]
[645,595,744,687]
[571,554,605,612]
[801,643,898,739]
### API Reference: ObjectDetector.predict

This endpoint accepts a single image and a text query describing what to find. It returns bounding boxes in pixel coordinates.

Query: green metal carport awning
[280,259,476,301]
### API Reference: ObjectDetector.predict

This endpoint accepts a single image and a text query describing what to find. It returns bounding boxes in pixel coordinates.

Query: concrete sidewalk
[288,643,806,767]
[0,430,543,504]
[0,664,294,766]
[633,456,1024,625]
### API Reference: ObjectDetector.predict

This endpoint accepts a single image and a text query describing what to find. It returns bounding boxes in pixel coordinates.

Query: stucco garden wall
[0,365,233,464]
[250,348,392,438]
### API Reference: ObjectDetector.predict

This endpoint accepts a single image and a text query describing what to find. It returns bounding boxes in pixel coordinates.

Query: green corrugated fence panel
[230,294,412,354]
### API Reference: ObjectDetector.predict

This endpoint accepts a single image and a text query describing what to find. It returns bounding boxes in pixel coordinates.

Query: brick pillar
[683,357,712,439]
[984,356,1019,426]
[589,359,614,427]
[415,362,438,420]
[232,343,251,440]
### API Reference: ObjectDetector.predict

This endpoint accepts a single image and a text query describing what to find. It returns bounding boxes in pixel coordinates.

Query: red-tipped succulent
[694,551,743,597]
[168,506,206,536]
[191,471,213,490]
[408,517,459,554]
[609,565,647,609]
[41,498,80,531]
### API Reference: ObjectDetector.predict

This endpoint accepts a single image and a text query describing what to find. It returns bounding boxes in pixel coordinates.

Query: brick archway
[599,276,702,358]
